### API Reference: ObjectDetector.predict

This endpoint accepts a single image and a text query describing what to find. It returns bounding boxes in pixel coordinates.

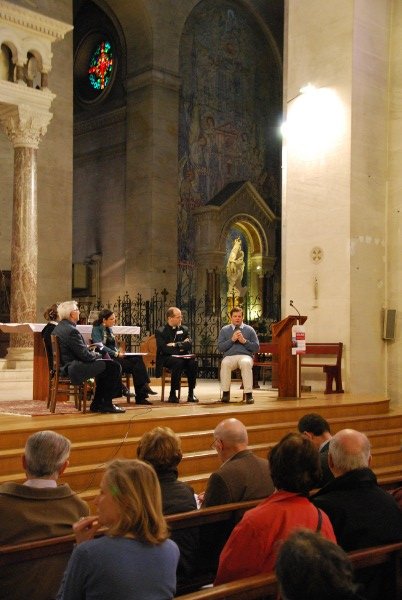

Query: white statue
[227,237,246,297]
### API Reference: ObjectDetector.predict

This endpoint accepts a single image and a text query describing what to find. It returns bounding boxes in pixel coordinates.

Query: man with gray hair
[0,430,89,600]
[200,418,274,507]
[53,300,124,413]
[312,428,402,600]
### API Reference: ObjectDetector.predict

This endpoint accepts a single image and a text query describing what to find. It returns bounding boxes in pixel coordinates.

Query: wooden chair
[49,335,89,413]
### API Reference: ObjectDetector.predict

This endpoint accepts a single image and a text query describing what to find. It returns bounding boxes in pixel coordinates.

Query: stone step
[0,358,33,372]
[0,369,33,382]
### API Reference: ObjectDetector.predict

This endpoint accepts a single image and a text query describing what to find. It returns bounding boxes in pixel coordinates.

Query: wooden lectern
[271,315,307,398]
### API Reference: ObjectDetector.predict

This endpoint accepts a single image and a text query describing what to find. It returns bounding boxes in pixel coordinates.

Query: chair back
[140,334,157,369]
[42,338,54,373]
[50,334,61,375]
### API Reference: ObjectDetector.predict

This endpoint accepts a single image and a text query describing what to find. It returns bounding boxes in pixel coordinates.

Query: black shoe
[187,394,199,403]
[168,393,179,403]
[221,391,230,403]
[143,384,158,396]
[245,393,254,404]
[136,397,152,405]
[99,404,126,413]
[121,386,135,399]
[89,403,103,413]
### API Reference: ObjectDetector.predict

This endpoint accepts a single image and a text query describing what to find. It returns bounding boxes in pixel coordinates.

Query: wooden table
[0,323,140,401]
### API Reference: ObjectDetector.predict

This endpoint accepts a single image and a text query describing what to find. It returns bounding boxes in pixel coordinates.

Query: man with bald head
[312,428,402,600]
[201,418,274,507]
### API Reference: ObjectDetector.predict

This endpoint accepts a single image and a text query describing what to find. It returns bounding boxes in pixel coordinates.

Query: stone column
[0,106,52,357]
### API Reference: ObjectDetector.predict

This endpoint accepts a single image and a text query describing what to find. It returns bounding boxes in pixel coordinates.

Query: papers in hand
[172,354,195,358]
[88,342,104,349]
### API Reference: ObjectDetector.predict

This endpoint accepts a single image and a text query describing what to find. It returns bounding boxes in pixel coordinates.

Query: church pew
[175,541,402,600]
[0,499,261,594]
[1,496,401,596]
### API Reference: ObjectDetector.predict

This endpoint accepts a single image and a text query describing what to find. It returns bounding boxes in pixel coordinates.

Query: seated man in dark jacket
[312,428,402,600]
[53,300,124,414]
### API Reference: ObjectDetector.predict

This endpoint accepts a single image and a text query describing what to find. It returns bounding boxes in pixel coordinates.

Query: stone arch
[219,214,268,257]
[220,214,273,306]
[0,32,20,68]
[194,181,278,316]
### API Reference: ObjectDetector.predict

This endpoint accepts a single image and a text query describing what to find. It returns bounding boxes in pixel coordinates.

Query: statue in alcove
[227,237,246,298]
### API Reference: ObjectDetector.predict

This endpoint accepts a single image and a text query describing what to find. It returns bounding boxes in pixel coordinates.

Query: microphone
[289,299,301,316]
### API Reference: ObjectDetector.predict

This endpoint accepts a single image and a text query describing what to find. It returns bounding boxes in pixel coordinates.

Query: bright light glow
[286,87,345,161]
[299,83,316,95]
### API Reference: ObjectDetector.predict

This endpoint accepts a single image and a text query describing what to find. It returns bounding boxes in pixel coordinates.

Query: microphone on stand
[289,299,301,316]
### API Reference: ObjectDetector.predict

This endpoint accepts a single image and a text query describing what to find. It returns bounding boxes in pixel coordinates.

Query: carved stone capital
[0,104,52,148]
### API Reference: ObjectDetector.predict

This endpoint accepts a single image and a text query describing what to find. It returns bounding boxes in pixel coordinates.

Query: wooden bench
[0,499,261,595]
[176,541,402,600]
[300,342,344,394]
[1,496,402,598]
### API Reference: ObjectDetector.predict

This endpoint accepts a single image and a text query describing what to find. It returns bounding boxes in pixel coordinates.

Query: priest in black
[155,307,198,403]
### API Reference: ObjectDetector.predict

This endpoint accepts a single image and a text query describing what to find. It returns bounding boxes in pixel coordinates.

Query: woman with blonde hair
[137,427,198,586]
[57,459,179,599]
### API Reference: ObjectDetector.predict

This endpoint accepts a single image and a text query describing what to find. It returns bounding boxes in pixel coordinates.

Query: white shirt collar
[24,478,57,488]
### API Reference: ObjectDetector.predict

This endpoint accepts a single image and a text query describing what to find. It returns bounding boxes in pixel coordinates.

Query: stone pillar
[0,106,52,358]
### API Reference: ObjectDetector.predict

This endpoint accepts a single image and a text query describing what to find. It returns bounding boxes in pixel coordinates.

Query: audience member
[57,459,179,600]
[214,432,335,584]
[53,300,124,413]
[92,309,156,405]
[0,430,89,600]
[42,303,59,370]
[156,306,198,403]
[276,529,365,600]
[200,418,274,507]
[312,428,402,600]
[137,426,198,585]
[298,412,334,486]
[217,307,259,404]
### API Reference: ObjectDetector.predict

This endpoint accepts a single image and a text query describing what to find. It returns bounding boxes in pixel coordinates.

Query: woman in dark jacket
[137,427,199,586]
[91,309,156,405]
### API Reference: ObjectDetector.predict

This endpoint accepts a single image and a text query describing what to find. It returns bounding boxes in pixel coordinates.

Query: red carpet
[0,398,225,417]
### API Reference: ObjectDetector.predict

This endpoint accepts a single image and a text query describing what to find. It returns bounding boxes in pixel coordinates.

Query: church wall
[388,0,402,404]
[349,0,390,394]
[37,10,74,318]
[73,111,126,302]
[124,75,180,298]
[283,0,354,390]
[284,0,396,399]
[73,0,282,303]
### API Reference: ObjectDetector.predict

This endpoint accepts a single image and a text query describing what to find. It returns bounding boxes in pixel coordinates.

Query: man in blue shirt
[218,307,259,404]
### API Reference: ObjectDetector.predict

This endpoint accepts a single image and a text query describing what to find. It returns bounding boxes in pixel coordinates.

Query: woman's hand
[73,515,101,544]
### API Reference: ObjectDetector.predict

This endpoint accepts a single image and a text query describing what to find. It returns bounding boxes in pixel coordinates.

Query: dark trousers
[93,360,122,406]
[163,356,197,392]
[114,355,149,395]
